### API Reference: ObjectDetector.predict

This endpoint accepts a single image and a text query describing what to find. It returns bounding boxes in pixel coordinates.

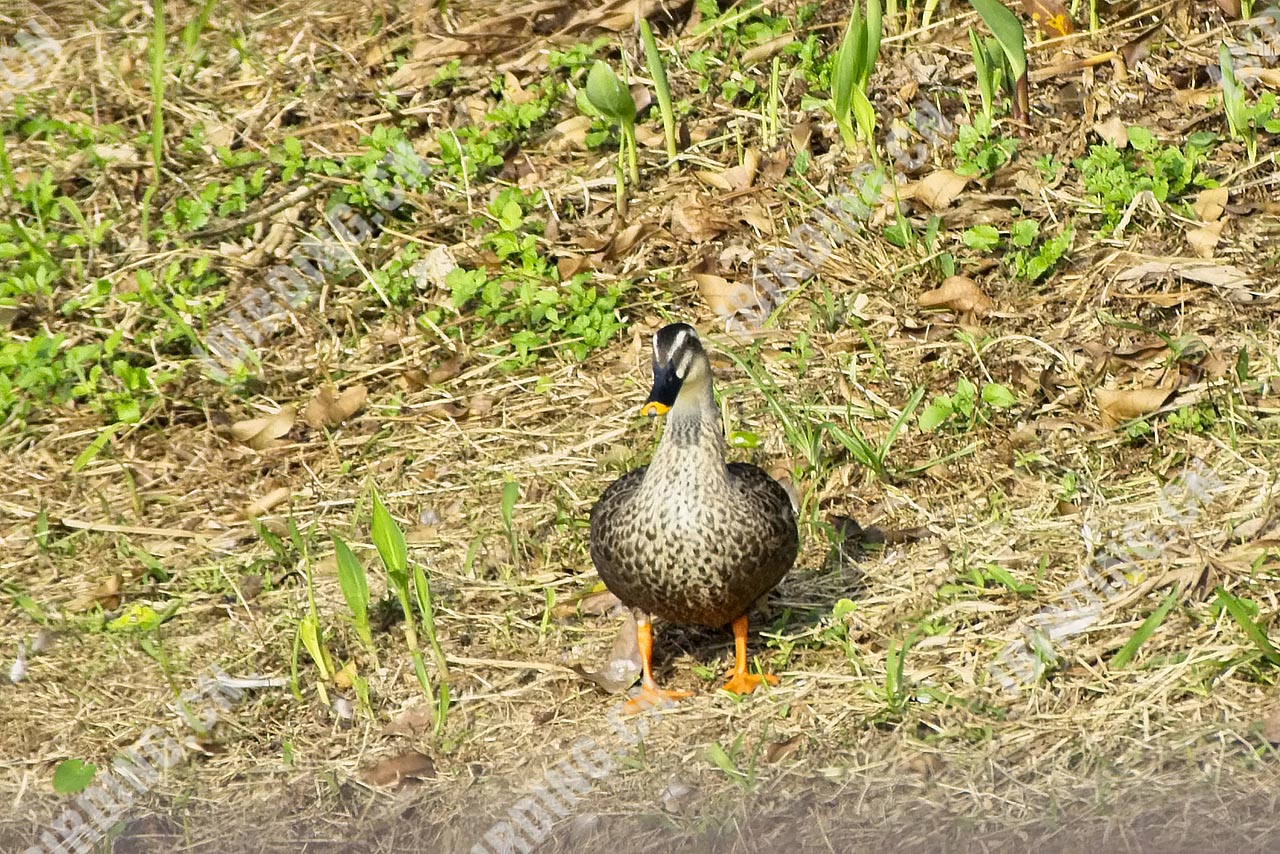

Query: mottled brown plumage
[589,323,798,709]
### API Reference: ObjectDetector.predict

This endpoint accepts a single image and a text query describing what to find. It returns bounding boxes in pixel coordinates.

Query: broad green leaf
[981,383,1018,409]
[333,535,373,653]
[371,488,408,588]
[585,61,635,123]
[919,398,953,431]
[52,759,97,795]
[969,0,1026,78]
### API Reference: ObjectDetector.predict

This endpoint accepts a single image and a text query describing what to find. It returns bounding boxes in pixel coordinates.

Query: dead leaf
[605,222,660,259]
[427,356,465,385]
[1096,386,1175,427]
[1186,220,1225,259]
[243,486,292,519]
[720,148,760,192]
[230,406,296,450]
[467,394,496,418]
[634,123,667,149]
[573,611,640,694]
[67,574,123,612]
[914,169,968,211]
[547,115,592,153]
[358,750,436,788]
[763,735,803,763]
[384,702,435,736]
[1094,115,1128,148]
[695,273,756,319]
[1116,260,1258,301]
[918,276,994,317]
[671,193,731,243]
[1120,22,1163,68]
[1215,0,1241,16]
[502,71,538,106]
[302,385,367,429]
[1193,187,1229,222]
[421,401,467,420]
[555,588,622,618]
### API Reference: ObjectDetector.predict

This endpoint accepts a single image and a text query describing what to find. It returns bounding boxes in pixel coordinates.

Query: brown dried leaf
[918,276,994,317]
[384,702,434,736]
[1094,115,1128,147]
[427,356,465,385]
[1193,187,1229,222]
[1186,219,1225,259]
[573,611,640,694]
[548,115,592,153]
[1116,260,1256,291]
[67,574,122,612]
[672,193,731,243]
[695,273,754,318]
[763,735,803,763]
[422,401,467,420]
[914,170,968,211]
[720,148,760,192]
[230,406,296,450]
[1096,386,1174,428]
[358,750,436,788]
[302,384,367,429]
[606,222,660,259]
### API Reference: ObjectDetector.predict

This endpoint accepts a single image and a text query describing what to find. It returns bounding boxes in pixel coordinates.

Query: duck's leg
[623,611,694,715]
[720,614,778,695]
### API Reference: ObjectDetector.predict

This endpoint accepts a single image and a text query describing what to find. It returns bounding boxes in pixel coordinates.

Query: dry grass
[2,0,1280,851]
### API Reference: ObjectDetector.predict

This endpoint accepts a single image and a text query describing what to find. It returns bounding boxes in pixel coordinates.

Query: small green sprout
[584,59,639,209]
[828,0,883,151]
[969,0,1028,125]
[639,20,677,167]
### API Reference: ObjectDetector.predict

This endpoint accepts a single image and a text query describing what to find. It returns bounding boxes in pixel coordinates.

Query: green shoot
[824,386,924,482]
[333,535,378,666]
[828,0,883,152]
[639,20,677,167]
[969,29,1006,125]
[969,0,1028,125]
[500,478,520,567]
[885,623,924,714]
[413,562,450,735]
[1216,43,1276,164]
[1110,589,1177,669]
[1215,587,1280,665]
[371,488,435,705]
[584,59,639,209]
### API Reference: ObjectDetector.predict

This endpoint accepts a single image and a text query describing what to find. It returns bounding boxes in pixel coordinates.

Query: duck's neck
[650,382,725,473]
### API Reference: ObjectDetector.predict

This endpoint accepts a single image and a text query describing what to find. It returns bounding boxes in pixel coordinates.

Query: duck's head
[641,323,711,417]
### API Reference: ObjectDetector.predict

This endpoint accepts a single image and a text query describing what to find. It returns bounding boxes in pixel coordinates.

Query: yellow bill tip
[640,401,670,417]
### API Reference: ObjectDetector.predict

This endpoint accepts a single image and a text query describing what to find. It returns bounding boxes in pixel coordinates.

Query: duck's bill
[640,365,681,417]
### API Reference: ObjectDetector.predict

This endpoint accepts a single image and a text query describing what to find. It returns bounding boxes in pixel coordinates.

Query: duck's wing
[726,462,800,567]
[588,466,648,572]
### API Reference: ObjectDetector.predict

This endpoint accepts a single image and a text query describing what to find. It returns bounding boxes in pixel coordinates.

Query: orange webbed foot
[623,683,695,715]
[720,669,778,696]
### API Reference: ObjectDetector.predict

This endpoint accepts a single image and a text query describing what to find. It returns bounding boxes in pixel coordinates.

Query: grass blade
[640,19,677,166]
[1111,589,1177,669]
[1215,587,1280,665]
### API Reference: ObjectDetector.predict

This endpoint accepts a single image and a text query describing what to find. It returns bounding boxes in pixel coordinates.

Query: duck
[589,323,799,713]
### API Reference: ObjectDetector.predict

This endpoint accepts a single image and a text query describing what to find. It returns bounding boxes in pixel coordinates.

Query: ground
[2,0,1280,851]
